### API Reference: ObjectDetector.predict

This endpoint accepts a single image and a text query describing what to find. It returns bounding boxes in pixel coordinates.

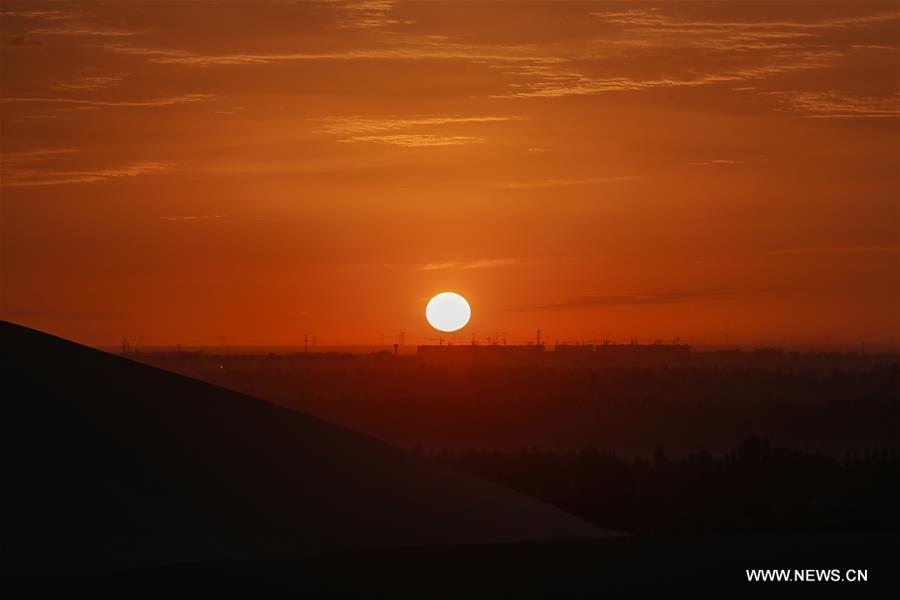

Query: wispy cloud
[768,245,900,255]
[318,114,521,146]
[87,6,882,111]
[161,214,225,222]
[2,93,215,110]
[850,44,897,51]
[516,291,725,310]
[338,134,483,147]
[1,7,136,37]
[49,74,128,92]
[316,115,522,135]
[1,148,79,161]
[1,159,173,187]
[499,50,842,98]
[30,26,135,37]
[591,9,900,31]
[493,7,898,99]
[494,176,638,189]
[337,0,408,30]
[101,41,556,66]
[0,9,73,20]
[688,159,744,166]
[417,258,518,271]
[768,91,900,118]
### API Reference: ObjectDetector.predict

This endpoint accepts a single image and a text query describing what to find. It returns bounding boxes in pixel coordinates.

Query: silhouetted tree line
[137,351,900,453]
[433,437,900,535]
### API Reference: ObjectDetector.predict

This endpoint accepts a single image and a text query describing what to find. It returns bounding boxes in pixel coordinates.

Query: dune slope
[1,321,613,573]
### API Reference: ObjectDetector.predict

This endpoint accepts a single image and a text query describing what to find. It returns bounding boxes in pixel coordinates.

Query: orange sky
[1,1,898,348]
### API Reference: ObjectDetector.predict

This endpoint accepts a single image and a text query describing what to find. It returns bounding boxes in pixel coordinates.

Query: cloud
[2,93,215,110]
[688,159,744,166]
[161,214,225,222]
[417,261,462,271]
[417,258,518,271]
[498,50,842,98]
[517,291,725,310]
[1,159,173,187]
[89,6,877,111]
[337,0,408,30]
[338,134,483,147]
[0,7,136,37]
[850,44,896,51]
[0,9,72,20]
[590,8,900,33]
[317,114,521,146]
[1,148,79,161]
[490,7,897,99]
[316,115,523,135]
[767,90,900,118]
[494,176,638,189]
[30,26,135,37]
[101,41,556,66]
[57,5,897,117]
[590,8,670,27]
[768,245,900,255]
[50,74,128,92]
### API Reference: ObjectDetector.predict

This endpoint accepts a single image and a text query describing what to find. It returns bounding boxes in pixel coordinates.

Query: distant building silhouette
[416,340,691,366]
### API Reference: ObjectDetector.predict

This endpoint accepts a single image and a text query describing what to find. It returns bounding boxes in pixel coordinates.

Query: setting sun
[425,292,471,332]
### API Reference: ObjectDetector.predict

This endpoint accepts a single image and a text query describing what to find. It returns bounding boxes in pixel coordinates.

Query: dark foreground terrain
[134,346,900,454]
[12,536,900,596]
[435,439,900,535]
[1,321,604,572]
[3,321,898,594]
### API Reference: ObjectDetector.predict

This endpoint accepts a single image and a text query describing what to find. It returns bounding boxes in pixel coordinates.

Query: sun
[426,292,471,332]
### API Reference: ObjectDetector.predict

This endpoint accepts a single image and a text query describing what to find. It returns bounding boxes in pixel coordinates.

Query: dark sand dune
[1,321,613,574]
